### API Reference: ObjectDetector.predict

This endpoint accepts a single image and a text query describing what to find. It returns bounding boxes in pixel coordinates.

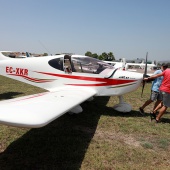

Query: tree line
[85,51,170,68]
[85,51,115,61]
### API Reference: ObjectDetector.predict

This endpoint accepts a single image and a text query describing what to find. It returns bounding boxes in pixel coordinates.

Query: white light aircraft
[125,61,156,71]
[104,58,126,70]
[104,58,156,76]
[0,53,145,128]
[104,58,156,71]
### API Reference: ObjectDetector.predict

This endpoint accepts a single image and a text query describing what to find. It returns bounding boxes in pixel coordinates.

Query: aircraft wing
[0,88,96,128]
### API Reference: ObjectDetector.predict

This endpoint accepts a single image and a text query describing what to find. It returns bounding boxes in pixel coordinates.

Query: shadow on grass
[0,96,169,169]
[0,92,23,100]
[160,118,170,124]
[0,96,110,170]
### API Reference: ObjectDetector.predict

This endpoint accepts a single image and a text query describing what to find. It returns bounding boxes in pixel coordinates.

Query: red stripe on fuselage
[7,74,55,83]
[36,71,137,86]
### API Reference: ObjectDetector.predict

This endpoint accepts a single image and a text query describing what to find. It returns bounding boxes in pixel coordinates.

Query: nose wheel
[113,96,132,112]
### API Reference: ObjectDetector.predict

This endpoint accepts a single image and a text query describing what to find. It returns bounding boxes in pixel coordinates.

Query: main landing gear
[113,96,132,113]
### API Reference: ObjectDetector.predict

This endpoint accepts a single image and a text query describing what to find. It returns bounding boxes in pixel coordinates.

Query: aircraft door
[64,55,72,74]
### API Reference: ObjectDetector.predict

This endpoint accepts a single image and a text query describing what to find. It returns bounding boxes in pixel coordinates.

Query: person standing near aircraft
[139,66,164,115]
[143,64,169,122]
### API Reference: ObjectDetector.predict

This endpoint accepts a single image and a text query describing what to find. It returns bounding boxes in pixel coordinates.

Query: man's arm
[144,72,163,81]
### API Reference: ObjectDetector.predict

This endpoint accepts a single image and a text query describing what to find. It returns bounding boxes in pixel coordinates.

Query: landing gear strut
[113,96,132,113]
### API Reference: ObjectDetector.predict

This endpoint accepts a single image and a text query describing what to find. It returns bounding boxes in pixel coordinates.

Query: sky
[0,0,170,61]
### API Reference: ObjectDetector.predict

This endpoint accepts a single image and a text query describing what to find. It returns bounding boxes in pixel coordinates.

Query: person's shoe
[150,111,156,120]
[139,107,144,115]
[152,118,160,123]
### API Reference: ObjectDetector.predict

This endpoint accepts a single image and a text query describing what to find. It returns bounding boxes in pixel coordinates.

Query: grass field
[0,75,170,170]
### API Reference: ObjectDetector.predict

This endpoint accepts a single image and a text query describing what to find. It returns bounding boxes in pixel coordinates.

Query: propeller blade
[143,52,148,78]
[141,52,148,97]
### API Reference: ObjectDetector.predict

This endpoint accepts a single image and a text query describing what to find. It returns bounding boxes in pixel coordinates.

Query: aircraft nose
[132,72,143,82]
[134,72,143,79]
[122,70,143,81]
[133,73,143,86]
[122,71,143,86]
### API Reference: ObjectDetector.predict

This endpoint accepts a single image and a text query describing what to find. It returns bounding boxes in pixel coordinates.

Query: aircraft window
[48,58,64,71]
[72,60,83,72]
[72,56,113,74]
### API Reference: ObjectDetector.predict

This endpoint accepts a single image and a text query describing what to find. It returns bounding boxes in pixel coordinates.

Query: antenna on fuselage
[39,41,52,55]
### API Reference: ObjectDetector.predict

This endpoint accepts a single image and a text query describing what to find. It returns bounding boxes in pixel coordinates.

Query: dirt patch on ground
[74,125,141,148]
[94,130,142,148]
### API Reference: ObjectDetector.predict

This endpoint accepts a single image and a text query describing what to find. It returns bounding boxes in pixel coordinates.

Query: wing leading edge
[0,88,96,128]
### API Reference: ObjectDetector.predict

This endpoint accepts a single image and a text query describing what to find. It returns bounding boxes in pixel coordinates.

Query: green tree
[101,52,108,60]
[108,52,115,61]
[98,55,104,60]
[85,51,92,57]
[92,53,98,58]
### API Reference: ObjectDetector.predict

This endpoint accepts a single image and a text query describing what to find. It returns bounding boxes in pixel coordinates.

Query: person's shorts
[150,90,162,101]
[160,91,170,107]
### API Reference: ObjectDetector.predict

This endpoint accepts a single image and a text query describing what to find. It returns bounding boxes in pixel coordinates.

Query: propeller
[141,52,148,97]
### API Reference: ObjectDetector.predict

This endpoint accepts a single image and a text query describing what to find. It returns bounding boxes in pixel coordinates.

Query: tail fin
[26,52,30,57]
[122,58,126,70]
